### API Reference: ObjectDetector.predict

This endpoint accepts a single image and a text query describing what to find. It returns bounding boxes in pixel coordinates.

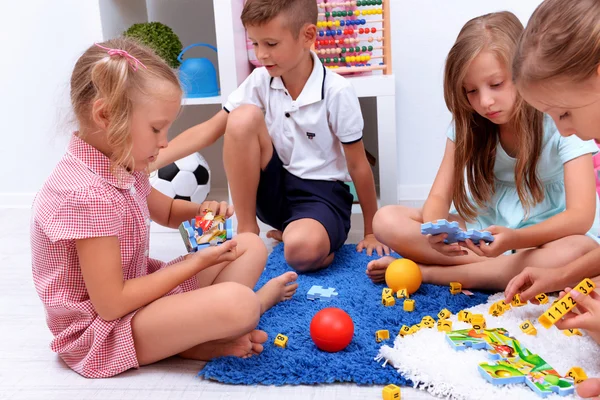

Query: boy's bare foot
[266,229,283,241]
[577,377,600,399]
[180,329,268,361]
[238,223,260,235]
[257,271,298,313]
[366,255,396,283]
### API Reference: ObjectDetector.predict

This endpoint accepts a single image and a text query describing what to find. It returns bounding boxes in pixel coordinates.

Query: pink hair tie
[94,43,147,71]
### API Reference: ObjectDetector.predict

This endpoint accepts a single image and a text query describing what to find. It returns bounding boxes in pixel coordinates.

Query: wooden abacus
[315,0,392,74]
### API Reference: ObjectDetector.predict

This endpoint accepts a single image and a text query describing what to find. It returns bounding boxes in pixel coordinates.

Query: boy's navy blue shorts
[256,149,353,254]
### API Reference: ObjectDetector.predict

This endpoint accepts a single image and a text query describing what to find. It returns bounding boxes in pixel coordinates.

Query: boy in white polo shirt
[156,0,388,272]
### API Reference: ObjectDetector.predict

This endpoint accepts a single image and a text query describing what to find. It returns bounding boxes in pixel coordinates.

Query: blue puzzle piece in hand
[307,285,338,300]
[421,219,464,244]
[421,219,494,245]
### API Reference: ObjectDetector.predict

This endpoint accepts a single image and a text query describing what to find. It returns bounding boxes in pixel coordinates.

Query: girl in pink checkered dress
[31,38,298,379]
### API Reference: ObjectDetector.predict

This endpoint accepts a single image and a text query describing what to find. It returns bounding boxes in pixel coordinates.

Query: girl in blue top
[367,11,599,291]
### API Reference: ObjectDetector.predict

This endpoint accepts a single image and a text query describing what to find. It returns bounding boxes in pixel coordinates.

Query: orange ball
[385,258,422,294]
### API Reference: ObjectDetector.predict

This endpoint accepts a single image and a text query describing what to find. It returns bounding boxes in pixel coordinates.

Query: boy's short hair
[241,0,318,38]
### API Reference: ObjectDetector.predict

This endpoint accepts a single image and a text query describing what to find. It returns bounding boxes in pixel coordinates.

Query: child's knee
[226,104,264,139]
[212,282,261,330]
[284,235,329,272]
[236,232,268,264]
[373,205,409,238]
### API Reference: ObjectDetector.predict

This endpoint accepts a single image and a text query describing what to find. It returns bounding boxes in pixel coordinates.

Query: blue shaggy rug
[199,244,491,385]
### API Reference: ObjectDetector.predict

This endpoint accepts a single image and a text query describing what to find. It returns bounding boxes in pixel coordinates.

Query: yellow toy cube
[421,319,435,329]
[382,288,393,300]
[376,329,390,343]
[535,293,549,304]
[399,325,412,337]
[383,296,396,307]
[438,308,452,320]
[470,314,486,331]
[403,299,415,312]
[396,288,409,299]
[274,333,288,348]
[449,281,462,295]
[563,328,583,337]
[566,367,587,384]
[437,319,452,332]
[458,310,472,322]
[511,293,526,307]
[382,383,401,400]
[519,320,537,336]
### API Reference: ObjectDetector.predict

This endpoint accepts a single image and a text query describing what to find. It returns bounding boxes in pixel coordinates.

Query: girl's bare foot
[576,377,600,399]
[257,271,298,313]
[266,229,283,241]
[180,329,268,361]
[366,255,396,283]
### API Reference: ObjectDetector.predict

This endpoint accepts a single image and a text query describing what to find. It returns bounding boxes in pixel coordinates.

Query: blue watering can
[178,43,220,98]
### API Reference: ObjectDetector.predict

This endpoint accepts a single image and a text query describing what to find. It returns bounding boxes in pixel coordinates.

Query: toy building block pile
[178,210,233,252]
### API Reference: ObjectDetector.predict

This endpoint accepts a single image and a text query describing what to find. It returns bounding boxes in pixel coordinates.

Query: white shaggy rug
[377,293,600,400]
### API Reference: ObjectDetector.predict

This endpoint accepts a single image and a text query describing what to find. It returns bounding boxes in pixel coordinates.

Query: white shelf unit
[98,0,399,209]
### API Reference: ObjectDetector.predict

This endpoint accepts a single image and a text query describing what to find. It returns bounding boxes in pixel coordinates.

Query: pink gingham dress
[30,134,199,378]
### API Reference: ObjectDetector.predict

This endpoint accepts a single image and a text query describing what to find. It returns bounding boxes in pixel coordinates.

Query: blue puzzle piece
[307,285,338,300]
[421,219,494,244]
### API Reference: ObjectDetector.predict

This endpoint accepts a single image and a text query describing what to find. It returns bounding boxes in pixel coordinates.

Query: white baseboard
[397,184,431,202]
[0,193,36,208]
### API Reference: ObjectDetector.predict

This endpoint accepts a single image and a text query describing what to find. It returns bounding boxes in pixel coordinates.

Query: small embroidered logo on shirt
[307,132,316,140]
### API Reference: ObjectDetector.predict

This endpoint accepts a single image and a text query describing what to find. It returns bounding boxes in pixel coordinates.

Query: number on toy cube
[382,383,401,400]
[470,314,486,331]
[396,288,408,299]
[511,293,526,307]
[535,293,549,304]
[382,296,396,307]
[438,308,452,320]
[382,288,393,300]
[404,299,415,312]
[399,325,412,337]
[274,333,288,348]
[563,328,583,337]
[574,278,596,296]
[421,318,434,329]
[519,320,537,336]
[376,329,390,343]
[458,310,472,322]
[437,319,452,332]
[566,367,587,384]
[449,282,462,295]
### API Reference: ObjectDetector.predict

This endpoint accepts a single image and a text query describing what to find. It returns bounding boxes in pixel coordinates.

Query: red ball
[310,307,354,352]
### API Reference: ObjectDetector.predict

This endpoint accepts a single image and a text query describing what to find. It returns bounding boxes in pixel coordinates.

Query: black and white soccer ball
[150,153,210,203]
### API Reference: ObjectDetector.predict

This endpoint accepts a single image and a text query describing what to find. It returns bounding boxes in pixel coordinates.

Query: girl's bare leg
[421,235,598,290]
[366,205,486,282]
[194,232,298,314]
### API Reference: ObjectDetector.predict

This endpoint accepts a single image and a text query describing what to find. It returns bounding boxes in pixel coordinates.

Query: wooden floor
[0,208,434,400]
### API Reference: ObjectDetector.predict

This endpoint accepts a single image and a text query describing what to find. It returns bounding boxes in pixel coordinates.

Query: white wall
[0,1,104,207]
[390,0,542,200]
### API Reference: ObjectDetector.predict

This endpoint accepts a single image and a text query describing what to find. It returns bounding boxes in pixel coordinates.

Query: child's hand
[504,266,567,303]
[189,240,238,271]
[198,200,234,218]
[356,234,390,257]
[460,225,516,258]
[555,287,600,345]
[427,233,468,257]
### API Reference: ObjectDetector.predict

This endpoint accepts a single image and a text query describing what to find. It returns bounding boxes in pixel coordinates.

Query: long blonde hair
[444,12,544,221]
[70,37,181,173]
[513,0,600,87]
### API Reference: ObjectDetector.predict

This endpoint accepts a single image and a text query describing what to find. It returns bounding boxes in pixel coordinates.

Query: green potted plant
[123,22,183,68]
